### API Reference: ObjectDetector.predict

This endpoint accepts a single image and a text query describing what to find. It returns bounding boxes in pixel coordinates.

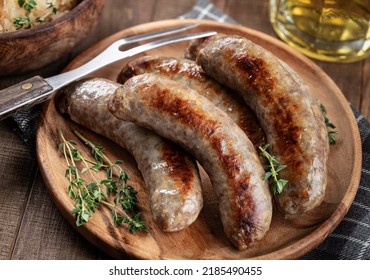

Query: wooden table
[0,0,369,260]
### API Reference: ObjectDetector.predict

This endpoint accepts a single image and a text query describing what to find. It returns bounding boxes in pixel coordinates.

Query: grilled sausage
[195,34,329,219]
[108,73,272,250]
[184,35,220,61]
[57,78,203,232]
[118,55,266,149]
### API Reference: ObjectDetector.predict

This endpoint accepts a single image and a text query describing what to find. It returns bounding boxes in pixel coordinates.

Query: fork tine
[120,31,217,59]
[46,30,217,90]
[120,21,202,45]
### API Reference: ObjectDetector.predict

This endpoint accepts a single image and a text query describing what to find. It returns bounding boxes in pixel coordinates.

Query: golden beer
[269,0,370,62]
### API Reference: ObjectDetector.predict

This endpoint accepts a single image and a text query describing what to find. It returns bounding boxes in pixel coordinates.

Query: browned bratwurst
[118,55,266,149]
[194,35,329,219]
[57,78,203,232]
[109,73,272,250]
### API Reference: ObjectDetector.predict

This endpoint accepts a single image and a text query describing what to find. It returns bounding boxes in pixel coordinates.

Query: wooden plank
[360,59,370,120]
[11,173,108,259]
[94,0,159,39]
[152,0,196,20]
[0,120,37,260]
[70,0,160,60]
[225,0,275,36]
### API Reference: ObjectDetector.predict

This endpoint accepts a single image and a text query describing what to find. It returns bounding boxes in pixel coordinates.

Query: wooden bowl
[0,0,105,76]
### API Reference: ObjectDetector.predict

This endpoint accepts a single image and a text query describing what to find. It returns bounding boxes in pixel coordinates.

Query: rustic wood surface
[0,0,368,260]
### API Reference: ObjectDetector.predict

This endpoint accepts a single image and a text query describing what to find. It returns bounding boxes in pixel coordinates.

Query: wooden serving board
[36,19,362,259]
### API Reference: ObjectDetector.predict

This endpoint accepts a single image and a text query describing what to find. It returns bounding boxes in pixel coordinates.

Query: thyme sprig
[59,132,98,226]
[73,131,138,213]
[58,130,147,233]
[259,144,289,195]
[320,103,338,144]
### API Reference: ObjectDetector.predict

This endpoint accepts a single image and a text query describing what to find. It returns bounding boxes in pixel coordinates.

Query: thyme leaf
[320,103,339,144]
[259,144,289,195]
[18,0,37,13]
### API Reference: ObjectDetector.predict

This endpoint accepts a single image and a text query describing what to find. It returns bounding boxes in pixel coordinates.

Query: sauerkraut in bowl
[0,0,79,32]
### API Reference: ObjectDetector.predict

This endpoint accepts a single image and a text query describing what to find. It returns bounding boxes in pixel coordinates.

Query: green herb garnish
[36,17,45,22]
[259,144,289,195]
[14,1,61,30]
[47,1,59,14]
[320,103,338,144]
[58,130,147,234]
[13,16,31,29]
[18,0,37,13]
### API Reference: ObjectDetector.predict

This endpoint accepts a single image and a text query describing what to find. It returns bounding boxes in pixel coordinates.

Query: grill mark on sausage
[235,180,255,240]
[238,112,266,148]
[160,142,195,196]
[236,55,267,88]
[235,53,304,165]
[144,85,213,133]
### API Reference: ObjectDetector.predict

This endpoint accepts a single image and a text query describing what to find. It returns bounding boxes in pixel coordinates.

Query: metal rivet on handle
[21,83,33,90]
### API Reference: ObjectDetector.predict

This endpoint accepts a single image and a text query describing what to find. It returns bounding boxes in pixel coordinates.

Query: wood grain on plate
[36,19,362,259]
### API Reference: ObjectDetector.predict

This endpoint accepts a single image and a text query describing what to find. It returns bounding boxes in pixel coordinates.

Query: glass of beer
[269,0,370,62]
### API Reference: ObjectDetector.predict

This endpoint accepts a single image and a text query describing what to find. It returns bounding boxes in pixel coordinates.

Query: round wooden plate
[36,19,362,259]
